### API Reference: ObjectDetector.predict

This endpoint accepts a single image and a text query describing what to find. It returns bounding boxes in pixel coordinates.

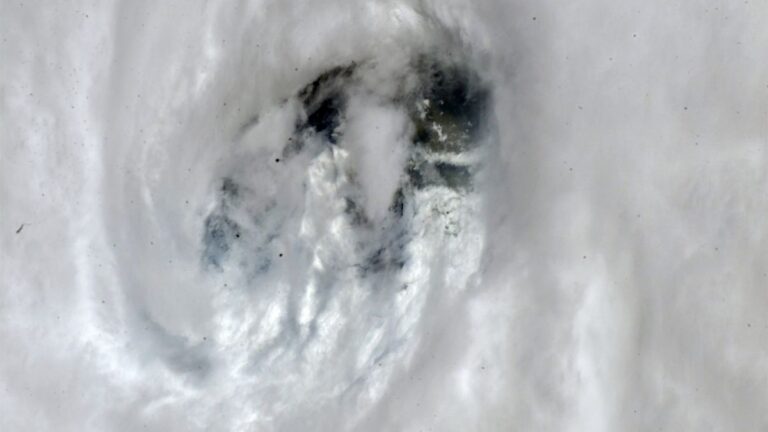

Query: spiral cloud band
[2,1,767,431]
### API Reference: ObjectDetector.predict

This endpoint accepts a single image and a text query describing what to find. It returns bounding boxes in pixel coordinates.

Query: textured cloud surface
[2,1,768,431]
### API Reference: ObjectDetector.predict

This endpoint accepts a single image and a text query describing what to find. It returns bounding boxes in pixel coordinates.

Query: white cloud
[341,97,409,223]
[2,0,768,431]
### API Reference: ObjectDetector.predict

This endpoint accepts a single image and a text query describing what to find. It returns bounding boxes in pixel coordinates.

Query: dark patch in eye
[411,59,490,154]
[306,93,343,142]
[202,213,240,268]
[434,162,472,189]
[407,160,472,190]
[295,64,356,144]
[407,160,448,189]
[400,58,489,192]
[390,188,405,218]
[423,62,488,135]
[413,122,433,146]
[298,64,356,104]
